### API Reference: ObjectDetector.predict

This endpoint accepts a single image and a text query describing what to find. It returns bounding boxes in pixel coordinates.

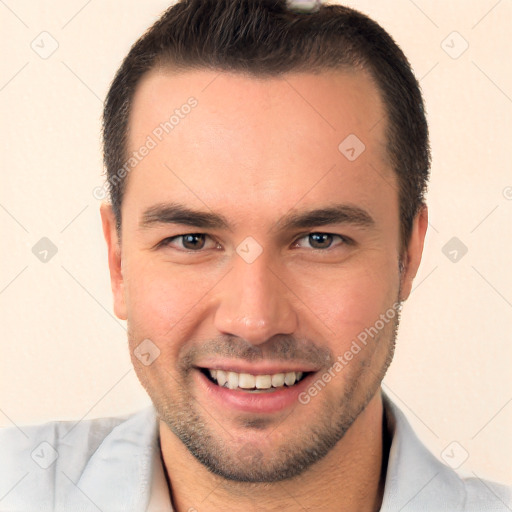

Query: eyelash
[157,233,353,252]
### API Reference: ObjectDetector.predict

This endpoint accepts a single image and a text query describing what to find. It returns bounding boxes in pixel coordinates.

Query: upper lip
[196,360,319,375]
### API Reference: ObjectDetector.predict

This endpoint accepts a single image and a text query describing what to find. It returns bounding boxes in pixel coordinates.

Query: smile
[202,369,308,392]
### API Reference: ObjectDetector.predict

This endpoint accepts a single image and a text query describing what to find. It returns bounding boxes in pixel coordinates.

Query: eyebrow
[139,202,375,232]
[274,204,375,232]
[140,203,230,230]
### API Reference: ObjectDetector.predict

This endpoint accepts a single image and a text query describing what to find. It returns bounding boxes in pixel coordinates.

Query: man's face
[102,68,425,481]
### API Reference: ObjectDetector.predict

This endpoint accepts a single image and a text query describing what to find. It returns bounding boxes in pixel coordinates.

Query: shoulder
[381,393,512,511]
[0,406,158,511]
[461,476,512,511]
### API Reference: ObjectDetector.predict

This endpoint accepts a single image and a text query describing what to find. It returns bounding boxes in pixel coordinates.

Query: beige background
[1,0,511,486]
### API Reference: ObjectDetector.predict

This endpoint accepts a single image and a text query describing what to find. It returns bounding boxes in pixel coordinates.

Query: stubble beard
[136,303,400,483]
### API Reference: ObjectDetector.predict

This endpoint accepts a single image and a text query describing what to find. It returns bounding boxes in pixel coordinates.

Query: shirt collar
[146,436,174,512]
[379,392,465,510]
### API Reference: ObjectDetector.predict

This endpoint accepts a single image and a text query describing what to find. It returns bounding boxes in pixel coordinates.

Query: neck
[160,390,387,512]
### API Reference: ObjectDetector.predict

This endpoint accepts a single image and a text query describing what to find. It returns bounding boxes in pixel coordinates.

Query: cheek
[290,254,399,347]
[123,257,223,342]
[122,244,399,359]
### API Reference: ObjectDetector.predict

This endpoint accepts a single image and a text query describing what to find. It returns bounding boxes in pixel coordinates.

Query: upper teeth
[208,369,304,390]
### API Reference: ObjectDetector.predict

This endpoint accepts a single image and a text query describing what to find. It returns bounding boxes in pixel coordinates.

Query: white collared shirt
[1,394,510,511]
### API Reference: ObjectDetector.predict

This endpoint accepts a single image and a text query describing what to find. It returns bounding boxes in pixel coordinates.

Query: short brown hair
[103,0,430,252]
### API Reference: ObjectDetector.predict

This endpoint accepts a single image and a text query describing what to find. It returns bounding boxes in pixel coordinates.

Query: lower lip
[196,370,314,414]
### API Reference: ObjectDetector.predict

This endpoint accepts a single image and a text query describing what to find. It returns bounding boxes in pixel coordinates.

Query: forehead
[123,67,396,229]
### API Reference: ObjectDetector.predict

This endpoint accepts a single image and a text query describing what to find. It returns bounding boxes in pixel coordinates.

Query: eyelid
[157,233,220,251]
[293,232,353,249]
[156,231,353,251]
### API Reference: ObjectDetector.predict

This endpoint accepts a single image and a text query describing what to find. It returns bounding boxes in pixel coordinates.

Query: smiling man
[1,1,511,511]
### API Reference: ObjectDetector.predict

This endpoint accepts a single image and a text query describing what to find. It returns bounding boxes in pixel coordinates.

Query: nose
[213,252,298,345]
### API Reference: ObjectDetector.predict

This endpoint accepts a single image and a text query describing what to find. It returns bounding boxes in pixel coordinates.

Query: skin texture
[101,68,428,511]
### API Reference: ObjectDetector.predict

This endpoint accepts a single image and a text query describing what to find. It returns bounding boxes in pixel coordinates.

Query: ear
[100,203,127,320]
[399,205,428,302]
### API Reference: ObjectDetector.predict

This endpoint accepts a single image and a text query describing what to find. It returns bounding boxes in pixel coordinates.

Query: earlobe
[100,203,127,320]
[399,205,428,302]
